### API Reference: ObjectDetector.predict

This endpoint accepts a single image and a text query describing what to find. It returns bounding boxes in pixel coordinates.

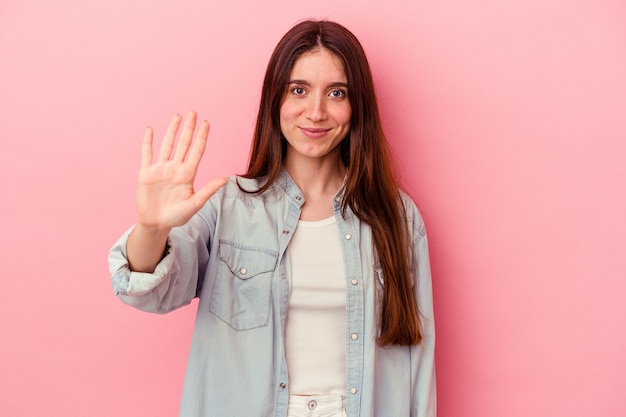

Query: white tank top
[284,216,347,395]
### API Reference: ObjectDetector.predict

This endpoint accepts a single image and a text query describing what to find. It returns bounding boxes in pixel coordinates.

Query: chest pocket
[209,241,279,331]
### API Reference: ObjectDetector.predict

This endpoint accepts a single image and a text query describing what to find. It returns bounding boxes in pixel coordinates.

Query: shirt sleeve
[108,213,213,314]
[407,198,437,417]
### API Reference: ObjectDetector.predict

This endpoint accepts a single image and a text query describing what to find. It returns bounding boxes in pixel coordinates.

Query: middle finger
[172,110,198,162]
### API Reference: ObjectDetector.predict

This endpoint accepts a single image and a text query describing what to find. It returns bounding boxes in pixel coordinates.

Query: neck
[284,153,345,221]
[285,157,345,196]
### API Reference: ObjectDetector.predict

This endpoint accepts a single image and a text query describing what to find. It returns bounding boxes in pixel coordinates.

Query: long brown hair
[242,20,421,346]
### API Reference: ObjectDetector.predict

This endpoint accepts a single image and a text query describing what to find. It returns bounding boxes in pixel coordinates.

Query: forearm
[126,223,171,272]
[110,213,212,314]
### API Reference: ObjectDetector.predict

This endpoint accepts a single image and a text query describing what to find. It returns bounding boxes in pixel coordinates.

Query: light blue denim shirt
[109,171,436,417]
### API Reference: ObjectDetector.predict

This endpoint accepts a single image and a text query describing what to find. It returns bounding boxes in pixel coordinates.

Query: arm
[109,213,215,313]
[109,111,226,313]
[127,111,226,272]
[407,200,437,417]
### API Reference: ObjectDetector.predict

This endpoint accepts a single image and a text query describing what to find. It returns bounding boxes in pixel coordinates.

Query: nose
[305,95,327,122]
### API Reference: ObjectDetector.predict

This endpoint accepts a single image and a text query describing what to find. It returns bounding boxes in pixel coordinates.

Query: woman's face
[279,47,352,166]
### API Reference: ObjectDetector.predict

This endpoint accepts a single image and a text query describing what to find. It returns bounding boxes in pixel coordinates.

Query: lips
[299,127,331,139]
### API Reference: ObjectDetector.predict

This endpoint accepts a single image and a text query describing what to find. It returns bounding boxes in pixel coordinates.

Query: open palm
[136,111,226,231]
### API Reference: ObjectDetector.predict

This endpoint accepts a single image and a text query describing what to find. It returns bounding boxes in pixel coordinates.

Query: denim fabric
[109,170,436,417]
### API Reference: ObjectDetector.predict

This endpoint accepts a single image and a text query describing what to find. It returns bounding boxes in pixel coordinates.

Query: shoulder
[207,176,284,207]
[398,190,426,238]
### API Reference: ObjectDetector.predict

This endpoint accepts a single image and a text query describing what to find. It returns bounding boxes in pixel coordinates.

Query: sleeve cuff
[109,231,175,296]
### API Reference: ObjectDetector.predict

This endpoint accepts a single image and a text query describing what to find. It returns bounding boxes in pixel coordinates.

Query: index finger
[185,119,210,168]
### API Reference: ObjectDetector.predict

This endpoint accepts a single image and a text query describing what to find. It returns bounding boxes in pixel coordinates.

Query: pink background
[1,0,625,416]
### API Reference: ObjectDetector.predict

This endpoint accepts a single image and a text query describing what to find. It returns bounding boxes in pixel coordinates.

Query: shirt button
[351,333,358,340]
[307,400,317,410]
[279,383,286,389]
[344,233,352,240]
[282,230,290,235]
[239,268,247,275]
[351,278,358,286]
[350,387,357,394]
[295,196,302,201]
[280,273,287,280]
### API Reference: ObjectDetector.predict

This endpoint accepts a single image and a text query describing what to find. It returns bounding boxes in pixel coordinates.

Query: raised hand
[127,111,226,272]
[136,111,226,230]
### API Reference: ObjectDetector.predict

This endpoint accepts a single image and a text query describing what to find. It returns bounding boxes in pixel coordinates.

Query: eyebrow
[288,79,348,88]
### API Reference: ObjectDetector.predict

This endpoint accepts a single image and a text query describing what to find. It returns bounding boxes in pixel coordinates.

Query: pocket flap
[218,241,278,280]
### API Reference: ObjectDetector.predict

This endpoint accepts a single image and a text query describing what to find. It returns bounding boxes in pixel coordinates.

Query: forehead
[289,47,347,81]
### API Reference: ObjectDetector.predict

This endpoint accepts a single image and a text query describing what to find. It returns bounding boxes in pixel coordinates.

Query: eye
[329,89,347,99]
[291,86,306,96]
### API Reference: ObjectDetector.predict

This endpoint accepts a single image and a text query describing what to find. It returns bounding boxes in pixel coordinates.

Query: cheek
[338,106,352,127]
[280,102,299,123]
[278,104,289,128]
[279,104,297,136]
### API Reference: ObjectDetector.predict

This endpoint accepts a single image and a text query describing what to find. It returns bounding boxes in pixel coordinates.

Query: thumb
[192,177,228,208]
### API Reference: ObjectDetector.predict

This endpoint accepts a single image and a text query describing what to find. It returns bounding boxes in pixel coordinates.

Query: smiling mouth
[299,127,331,138]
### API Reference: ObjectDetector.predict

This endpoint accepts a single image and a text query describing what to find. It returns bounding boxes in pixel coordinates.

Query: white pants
[287,394,347,417]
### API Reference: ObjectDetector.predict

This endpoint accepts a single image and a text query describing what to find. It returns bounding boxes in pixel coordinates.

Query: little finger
[140,126,154,169]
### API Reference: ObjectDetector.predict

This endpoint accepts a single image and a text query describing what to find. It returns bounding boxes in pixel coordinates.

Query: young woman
[109,20,436,417]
